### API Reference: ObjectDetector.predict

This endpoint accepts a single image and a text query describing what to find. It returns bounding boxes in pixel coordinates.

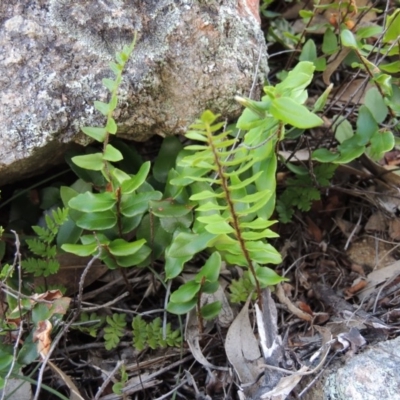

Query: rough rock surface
[302,336,400,400]
[0,0,268,185]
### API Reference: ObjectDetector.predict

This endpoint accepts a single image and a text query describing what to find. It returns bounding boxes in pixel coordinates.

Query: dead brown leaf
[297,301,314,316]
[33,320,52,357]
[305,216,322,242]
[225,296,262,394]
[344,278,367,298]
[323,48,352,86]
[48,360,85,400]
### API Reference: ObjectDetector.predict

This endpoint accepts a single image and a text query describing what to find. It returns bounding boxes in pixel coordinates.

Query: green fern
[104,314,126,350]
[277,163,337,223]
[73,312,105,338]
[229,271,258,304]
[132,316,181,351]
[169,110,284,302]
[22,207,68,277]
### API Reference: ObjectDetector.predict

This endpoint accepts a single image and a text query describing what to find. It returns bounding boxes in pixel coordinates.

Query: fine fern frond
[22,208,68,277]
[104,314,126,350]
[132,316,181,351]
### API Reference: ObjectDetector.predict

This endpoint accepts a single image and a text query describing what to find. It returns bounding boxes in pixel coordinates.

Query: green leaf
[76,210,117,230]
[335,139,365,163]
[312,149,339,163]
[165,255,192,279]
[120,191,162,217]
[313,83,333,112]
[275,61,315,101]
[166,298,197,315]
[356,105,378,144]
[32,303,53,325]
[108,238,146,256]
[334,117,354,143]
[341,29,359,49]
[170,281,201,303]
[356,25,382,39]
[201,281,220,294]
[246,241,282,264]
[205,221,235,234]
[153,137,183,183]
[236,197,270,215]
[190,190,222,201]
[255,266,287,287]
[0,353,13,372]
[106,118,117,134]
[200,301,222,319]
[383,9,400,42]
[368,130,394,160]
[167,231,215,258]
[241,229,279,240]
[379,60,400,74]
[94,100,111,116]
[61,243,97,257]
[120,161,151,194]
[313,57,326,72]
[149,200,193,218]
[72,153,104,171]
[322,28,338,55]
[17,334,39,366]
[69,192,116,212]
[373,74,392,96]
[102,78,117,91]
[185,131,208,142]
[57,217,83,246]
[233,189,270,204]
[65,150,105,186]
[115,245,151,267]
[285,163,308,176]
[103,144,123,162]
[239,218,276,230]
[299,39,317,62]
[109,61,122,75]
[160,213,193,233]
[81,126,107,142]
[270,97,323,128]
[299,10,314,20]
[196,202,226,212]
[364,87,388,124]
[110,167,131,185]
[195,252,221,283]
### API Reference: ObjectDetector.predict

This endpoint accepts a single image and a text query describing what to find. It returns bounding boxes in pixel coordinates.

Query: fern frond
[104,314,126,350]
[25,238,48,257]
[52,207,69,225]
[22,258,60,277]
[132,316,181,351]
[173,111,283,304]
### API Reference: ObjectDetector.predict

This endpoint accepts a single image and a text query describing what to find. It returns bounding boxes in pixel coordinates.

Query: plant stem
[206,126,263,310]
